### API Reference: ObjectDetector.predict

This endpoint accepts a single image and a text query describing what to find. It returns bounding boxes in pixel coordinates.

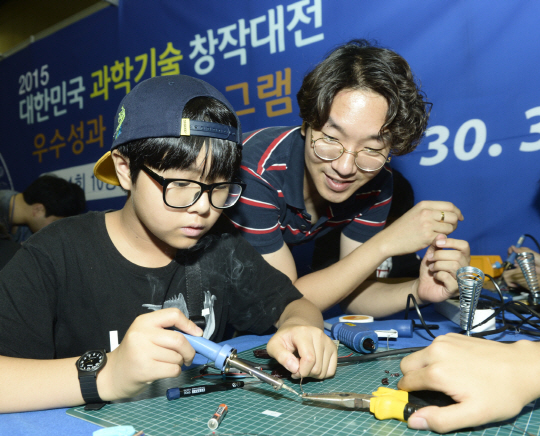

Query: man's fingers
[417,200,464,221]
[435,237,470,255]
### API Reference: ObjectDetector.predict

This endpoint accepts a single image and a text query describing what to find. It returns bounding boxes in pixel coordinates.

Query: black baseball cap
[94,74,242,186]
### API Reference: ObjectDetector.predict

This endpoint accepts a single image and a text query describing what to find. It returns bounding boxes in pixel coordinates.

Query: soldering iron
[502,234,525,270]
[180,333,299,396]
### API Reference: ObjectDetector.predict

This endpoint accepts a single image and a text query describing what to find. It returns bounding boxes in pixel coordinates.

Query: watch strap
[79,373,103,404]
[77,349,108,406]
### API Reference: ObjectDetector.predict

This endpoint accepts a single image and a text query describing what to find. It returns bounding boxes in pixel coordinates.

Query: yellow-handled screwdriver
[302,387,455,422]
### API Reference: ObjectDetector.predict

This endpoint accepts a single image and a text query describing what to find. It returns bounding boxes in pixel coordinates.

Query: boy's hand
[98,308,203,401]
[416,234,470,303]
[266,325,337,380]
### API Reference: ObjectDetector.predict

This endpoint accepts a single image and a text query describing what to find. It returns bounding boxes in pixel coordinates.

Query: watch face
[78,351,105,372]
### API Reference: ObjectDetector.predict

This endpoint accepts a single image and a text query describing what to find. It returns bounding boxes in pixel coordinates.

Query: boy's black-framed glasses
[141,165,246,209]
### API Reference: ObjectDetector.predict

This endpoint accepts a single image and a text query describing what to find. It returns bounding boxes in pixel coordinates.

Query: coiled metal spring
[516,252,540,304]
[457,266,485,336]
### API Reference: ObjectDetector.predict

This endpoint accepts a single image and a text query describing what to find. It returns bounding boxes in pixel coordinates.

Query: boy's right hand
[98,308,203,401]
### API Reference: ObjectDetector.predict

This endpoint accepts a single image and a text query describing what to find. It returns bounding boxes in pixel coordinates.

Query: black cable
[403,294,437,339]
[524,234,540,252]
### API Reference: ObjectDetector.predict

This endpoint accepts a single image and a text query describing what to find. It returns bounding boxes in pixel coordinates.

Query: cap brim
[93,151,120,186]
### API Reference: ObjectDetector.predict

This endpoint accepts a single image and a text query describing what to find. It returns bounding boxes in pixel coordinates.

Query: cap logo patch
[114,106,126,140]
[181,118,190,136]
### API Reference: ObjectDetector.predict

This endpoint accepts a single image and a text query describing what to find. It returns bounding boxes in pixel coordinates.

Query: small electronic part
[253,349,271,359]
[207,404,228,430]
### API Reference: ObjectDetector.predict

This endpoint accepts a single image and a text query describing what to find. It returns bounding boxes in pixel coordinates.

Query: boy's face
[302,88,390,205]
[130,146,225,250]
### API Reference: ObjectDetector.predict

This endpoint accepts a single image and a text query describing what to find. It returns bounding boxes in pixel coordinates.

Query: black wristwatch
[76,349,107,407]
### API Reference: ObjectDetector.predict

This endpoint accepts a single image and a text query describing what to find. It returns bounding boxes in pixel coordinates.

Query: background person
[0,223,19,270]
[0,174,86,243]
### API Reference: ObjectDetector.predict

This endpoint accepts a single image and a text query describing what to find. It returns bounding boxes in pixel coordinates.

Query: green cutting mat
[67,346,540,436]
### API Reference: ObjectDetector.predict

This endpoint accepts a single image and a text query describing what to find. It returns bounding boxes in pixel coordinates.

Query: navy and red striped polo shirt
[225,126,393,255]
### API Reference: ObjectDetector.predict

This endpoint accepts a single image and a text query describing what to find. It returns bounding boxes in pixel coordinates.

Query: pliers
[302,387,455,422]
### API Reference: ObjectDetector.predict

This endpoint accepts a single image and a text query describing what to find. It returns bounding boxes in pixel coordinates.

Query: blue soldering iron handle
[505,234,525,267]
[331,322,378,354]
[181,334,233,371]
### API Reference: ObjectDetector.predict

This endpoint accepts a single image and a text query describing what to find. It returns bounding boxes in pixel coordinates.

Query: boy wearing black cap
[0,75,337,413]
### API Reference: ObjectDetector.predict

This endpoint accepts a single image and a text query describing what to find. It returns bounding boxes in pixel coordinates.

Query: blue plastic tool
[359,320,414,338]
[505,234,525,267]
[182,334,233,371]
[178,333,299,395]
[330,322,379,354]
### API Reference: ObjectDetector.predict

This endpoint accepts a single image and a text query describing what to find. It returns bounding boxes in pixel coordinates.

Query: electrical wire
[524,234,540,252]
[403,294,437,339]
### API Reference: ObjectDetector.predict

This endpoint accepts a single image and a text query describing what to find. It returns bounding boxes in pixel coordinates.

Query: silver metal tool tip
[282,384,300,396]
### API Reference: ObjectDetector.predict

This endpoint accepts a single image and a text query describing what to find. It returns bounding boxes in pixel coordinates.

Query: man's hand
[266,325,337,380]
[378,201,464,258]
[98,308,203,401]
[416,234,470,304]
[398,334,540,433]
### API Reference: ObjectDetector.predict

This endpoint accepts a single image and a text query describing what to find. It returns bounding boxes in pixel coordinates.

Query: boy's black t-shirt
[0,211,302,359]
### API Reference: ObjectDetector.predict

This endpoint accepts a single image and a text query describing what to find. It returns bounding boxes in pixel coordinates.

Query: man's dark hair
[23,175,86,217]
[297,39,431,156]
[116,96,241,184]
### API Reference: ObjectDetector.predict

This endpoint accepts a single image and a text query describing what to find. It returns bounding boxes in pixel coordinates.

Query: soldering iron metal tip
[282,384,300,396]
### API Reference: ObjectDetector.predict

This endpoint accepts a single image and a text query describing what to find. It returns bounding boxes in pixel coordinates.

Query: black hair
[22,175,86,217]
[297,39,432,156]
[115,97,241,184]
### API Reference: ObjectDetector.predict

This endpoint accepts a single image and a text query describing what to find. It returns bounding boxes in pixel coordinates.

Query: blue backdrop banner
[0,0,539,258]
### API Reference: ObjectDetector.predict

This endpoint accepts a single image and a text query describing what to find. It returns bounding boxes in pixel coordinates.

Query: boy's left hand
[266,325,337,379]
